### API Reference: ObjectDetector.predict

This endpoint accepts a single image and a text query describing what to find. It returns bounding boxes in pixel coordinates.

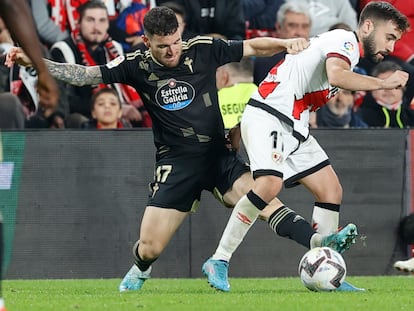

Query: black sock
[133,242,157,272]
[268,206,315,249]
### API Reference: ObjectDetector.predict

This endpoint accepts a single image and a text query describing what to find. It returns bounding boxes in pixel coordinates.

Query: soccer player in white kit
[204,1,410,292]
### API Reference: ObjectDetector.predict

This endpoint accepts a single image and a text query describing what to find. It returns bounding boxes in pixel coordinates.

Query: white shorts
[241,105,329,188]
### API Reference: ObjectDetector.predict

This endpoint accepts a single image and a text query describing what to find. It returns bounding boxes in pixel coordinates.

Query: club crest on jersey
[155,79,195,111]
[106,55,125,69]
[272,151,283,163]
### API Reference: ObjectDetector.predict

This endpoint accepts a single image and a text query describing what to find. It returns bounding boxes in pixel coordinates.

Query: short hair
[143,6,179,37]
[359,1,409,33]
[77,0,108,21]
[90,88,122,110]
[371,60,402,77]
[226,57,254,77]
[276,1,312,26]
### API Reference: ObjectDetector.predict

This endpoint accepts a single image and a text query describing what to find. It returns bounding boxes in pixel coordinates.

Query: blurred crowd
[0,0,414,130]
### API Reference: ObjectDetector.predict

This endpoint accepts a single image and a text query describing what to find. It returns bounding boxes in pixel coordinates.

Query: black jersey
[100,36,244,152]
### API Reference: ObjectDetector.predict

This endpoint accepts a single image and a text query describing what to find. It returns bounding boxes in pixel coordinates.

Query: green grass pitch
[4,276,414,311]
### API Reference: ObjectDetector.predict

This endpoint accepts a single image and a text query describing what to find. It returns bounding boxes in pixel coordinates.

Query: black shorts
[147,147,249,212]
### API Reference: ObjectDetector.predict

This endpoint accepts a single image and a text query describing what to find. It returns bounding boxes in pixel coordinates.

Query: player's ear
[223,70,230,85]
[361,19,374,35]
[142,35,150,48]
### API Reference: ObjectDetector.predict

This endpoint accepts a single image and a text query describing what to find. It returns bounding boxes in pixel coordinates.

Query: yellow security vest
[218,83,258,129]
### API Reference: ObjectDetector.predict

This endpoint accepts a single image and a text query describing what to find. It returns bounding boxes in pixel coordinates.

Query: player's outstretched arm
[45,59,103,86]
[243,37,309,58]
[6,47,103,86]
[326,57,409,91]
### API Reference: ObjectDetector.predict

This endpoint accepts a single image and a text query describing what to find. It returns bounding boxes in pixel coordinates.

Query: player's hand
[37,70,59,110]
[5,46,33,67]
[284,38,309,55]
[380,70,409,89]
[225,123,241,152]
[5,47,59,109]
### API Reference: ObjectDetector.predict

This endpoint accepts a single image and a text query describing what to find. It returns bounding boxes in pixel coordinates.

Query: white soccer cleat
[394,258,414,273]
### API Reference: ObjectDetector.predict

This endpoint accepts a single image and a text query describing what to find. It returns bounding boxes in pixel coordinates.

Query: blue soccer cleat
[321,223,358,254]
[335,280,366,292]
[119,264,152,292]
[202,258,230,292]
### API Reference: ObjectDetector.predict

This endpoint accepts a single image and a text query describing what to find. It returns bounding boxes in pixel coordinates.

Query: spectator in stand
[50,0,151,128]
[286,0,358,36]
[82,87,131,128]
[358,61,414,128]
[109,0,195,52]
[316,89,368,128]
[29,0,69,49]
[108,0,149,51]
[243,0,285,38]
[253,1,311,85]
[216,57,257,129]
[0,93,25,129]
[156,0,246,40]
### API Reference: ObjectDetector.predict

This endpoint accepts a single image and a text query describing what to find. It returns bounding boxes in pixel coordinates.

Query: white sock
[312,204,339,235]
[212,194,260,262]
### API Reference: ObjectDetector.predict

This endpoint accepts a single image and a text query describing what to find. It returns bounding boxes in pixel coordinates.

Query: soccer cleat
[394,258,414,273]
[335,280,366,292]
[321,223,358,254]
[202,258,230,292]
[119,264,152,292]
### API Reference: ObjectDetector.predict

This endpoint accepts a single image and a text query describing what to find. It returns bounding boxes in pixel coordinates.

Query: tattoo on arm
[44,59,103,86]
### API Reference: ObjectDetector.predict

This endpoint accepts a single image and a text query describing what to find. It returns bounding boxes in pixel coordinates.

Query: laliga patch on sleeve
[0,162,14,190]
[340,41,355,57]
[106,55,125,69]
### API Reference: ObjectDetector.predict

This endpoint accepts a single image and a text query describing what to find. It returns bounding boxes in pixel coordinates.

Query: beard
[362,32,385,63]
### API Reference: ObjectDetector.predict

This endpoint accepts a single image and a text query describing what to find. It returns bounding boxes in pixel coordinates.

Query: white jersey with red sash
[250,29,360,140]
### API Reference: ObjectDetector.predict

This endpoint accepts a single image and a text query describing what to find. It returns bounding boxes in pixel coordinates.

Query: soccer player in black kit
[7,6,358,292]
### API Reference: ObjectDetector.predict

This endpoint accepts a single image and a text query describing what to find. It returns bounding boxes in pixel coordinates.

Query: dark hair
[371,60,402,77]
[90,88,121,110]
[161,1,186,21]
[143,6,178,37]
[77,0,108,21]
[359,1,409,33]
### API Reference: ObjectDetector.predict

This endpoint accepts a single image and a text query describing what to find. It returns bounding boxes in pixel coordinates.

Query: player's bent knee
[138,240,164,260]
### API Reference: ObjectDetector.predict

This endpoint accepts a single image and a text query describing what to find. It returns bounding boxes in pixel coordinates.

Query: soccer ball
[298,247,346,291]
